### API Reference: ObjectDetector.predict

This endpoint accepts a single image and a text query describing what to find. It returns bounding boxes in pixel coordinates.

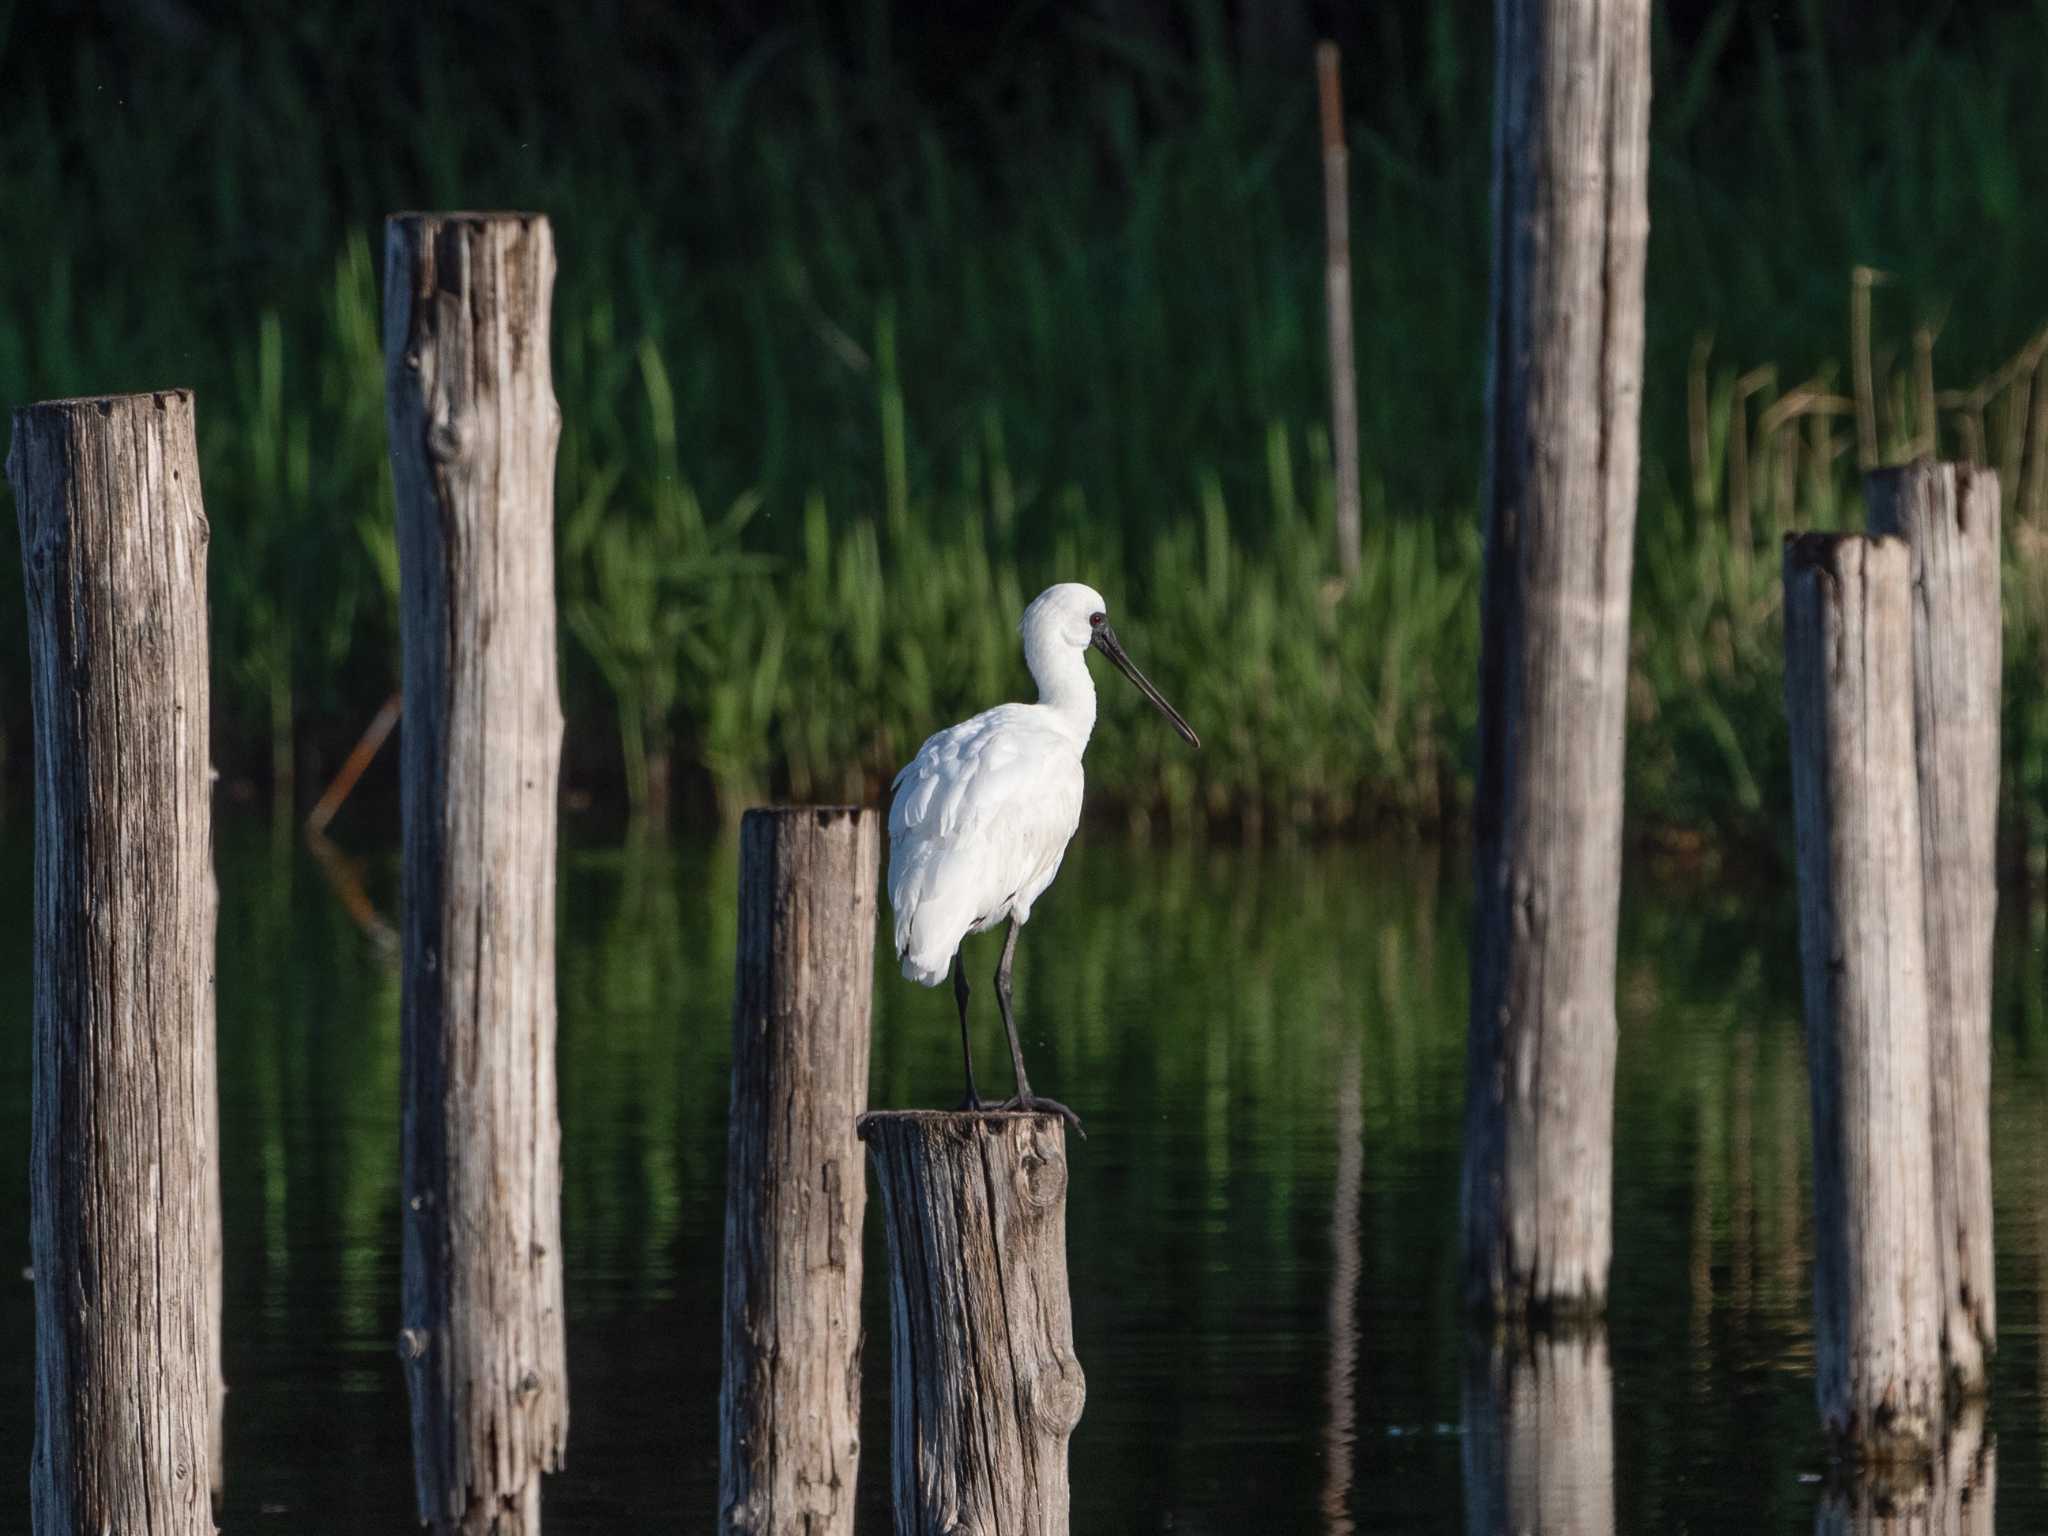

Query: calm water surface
[2,821,2045,1531]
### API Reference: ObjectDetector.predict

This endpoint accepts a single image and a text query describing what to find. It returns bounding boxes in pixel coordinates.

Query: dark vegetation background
[2,0,2045,850]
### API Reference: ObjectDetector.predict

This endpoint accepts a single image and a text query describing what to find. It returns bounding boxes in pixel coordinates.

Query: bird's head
[1018,582,1110,651]
[1020,583,1200,748]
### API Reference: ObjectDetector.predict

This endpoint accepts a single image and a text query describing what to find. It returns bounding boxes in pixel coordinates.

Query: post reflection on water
[1322,1032,1363,1536]
[1814,1403,1995,1535]
[1,826,2047,1531]
[1461,1327,1615,1536]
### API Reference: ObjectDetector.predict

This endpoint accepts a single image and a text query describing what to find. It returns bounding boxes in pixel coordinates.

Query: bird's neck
[1026,641,1097,747]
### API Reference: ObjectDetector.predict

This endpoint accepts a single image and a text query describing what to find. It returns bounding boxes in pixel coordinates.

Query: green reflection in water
[0,824,2044,1532]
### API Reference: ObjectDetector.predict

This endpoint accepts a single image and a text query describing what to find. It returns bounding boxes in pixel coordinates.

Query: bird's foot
[999,1093,1086,1138]
[956,1089,986,1113]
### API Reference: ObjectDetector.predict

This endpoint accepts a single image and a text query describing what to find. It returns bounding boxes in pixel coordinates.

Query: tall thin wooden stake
[385,212,568,1534]
[860,1111,1085,1535]
[1784,532,1941,1463]
[1317,40,1362,580]
[1853,267,1880,470]
[1460,1327,1615,1535]
[1866,462,2001,1398]
[10,391,219,1534]
[720,806,878,1535]
[305,689,402,836]
[1462,0,1651,1320]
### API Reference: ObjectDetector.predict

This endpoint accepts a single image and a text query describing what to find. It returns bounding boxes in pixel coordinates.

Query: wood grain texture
[1460,1327,1614,1536]
[1462,0,1651,1319]
[203,778,224,1499]
[385,212,567,1534]
[1865,462,2001,1398]
[1784,533,1941,1462]
[720,806,878,1535]
[860,1111,1085,1536]
[10,391,218,1535]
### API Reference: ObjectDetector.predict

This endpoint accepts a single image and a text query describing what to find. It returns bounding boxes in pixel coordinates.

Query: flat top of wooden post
[743,804,872,825]
[1863,457,1995,494]
[1864,457,1940,486]
[387,210,549,227]
[857,1108,1072,1141]
[1783,529,1906,572]
[13,389,194,416]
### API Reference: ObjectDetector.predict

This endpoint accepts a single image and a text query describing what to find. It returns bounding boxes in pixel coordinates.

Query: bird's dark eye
[1089,612,1105,628]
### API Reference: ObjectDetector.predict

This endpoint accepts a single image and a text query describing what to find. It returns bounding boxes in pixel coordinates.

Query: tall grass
[2,4,2047,844]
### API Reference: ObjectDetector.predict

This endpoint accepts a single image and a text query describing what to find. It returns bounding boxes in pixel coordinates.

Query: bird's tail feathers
[896,895,971,988]
[900,949,950,987]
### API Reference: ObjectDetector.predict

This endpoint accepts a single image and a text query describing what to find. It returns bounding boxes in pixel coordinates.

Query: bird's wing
[886,708,1083,982]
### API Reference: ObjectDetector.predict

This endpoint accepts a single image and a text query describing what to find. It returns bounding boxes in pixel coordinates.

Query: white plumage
[889,702,1085,984]
[884,581,1198,1120]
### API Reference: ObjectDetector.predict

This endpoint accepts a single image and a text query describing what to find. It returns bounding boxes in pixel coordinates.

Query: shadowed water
[1,822,2045,1531]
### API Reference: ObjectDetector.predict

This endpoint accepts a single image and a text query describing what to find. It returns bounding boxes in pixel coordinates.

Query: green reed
[3,4,2047,845]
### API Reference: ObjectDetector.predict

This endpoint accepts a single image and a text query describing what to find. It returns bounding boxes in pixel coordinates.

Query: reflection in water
[0,828,2046,1531]
[304,826,398,952]
[1814,1403,1994,1534]
[1462,1328,1615,1536]
[1322,1034,1362,1536]
[1731,1029,1756,1314]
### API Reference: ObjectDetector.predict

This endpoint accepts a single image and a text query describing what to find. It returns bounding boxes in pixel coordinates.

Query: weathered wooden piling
[1784,533,1942,1462]
[10,391,219,1534]
[203,795,224,1501]
[1865,461,2001,1397]
[1460,1327,1614,1535]
[1316,39,1361,581]
[859,1111,1085,1536]
[1462,0,1651,1320]
[385,211,567,1534]
[720,806,878,1535]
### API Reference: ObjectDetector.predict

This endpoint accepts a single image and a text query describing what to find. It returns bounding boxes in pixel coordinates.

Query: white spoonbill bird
[887,582,1200,1129]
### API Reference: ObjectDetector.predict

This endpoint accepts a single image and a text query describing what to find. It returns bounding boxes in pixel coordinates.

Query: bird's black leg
[952,951,983,1111]
[993,916,1083,1135]
[993,918,1031,1096]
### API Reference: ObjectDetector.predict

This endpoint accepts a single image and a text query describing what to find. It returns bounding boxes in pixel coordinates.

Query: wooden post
[1784,533,1941,1462]
[1865,462,2001,1397]
[203,802,224,1501]
[10,391,218,1534]
[1316,40,1361,581]
[385,212,567,1534]
[1461,0,1651,1320]
[720,806,878,1534]
[1460,1327,1614,1535]
[859,1111,1085,1535]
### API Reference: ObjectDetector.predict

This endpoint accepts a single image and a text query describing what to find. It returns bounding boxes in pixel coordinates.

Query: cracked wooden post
[1784,533,1941,1463]
[719,806,878,1534]
[10,391,219,1534]
[385,211,567,1535]
[859,1111,1086,1536]
[1865,462,2001,1398]
[1460,1327,1614,1535]
[1461,0,1651,1321]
